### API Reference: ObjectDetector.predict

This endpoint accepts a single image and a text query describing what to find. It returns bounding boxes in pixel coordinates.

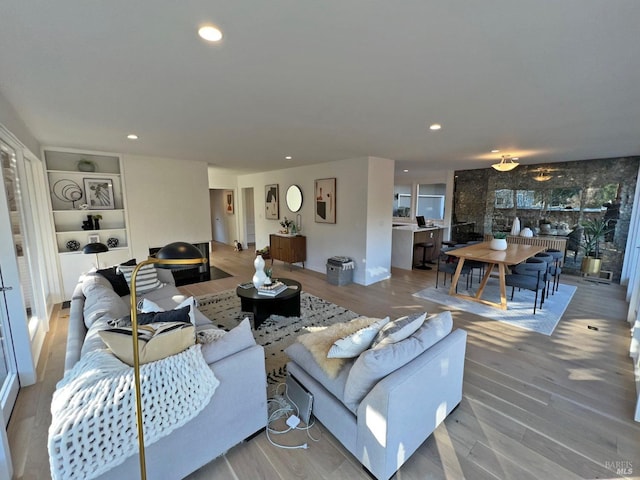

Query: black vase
[94,218,100,230]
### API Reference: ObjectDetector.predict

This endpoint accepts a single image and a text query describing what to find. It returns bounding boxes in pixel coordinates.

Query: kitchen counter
[391,225,442,270]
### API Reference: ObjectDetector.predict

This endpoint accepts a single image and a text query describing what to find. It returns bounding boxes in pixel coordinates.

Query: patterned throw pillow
[117,263,163,294]
[99,321,195,366]
[371,311,427,348]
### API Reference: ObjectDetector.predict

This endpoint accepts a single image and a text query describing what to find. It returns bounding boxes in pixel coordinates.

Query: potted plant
[580,217,612,275]
[280,217,294,234]
[490,232,508,251]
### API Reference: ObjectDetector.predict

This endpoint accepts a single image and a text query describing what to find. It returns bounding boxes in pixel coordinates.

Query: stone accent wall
[453,156,640,282]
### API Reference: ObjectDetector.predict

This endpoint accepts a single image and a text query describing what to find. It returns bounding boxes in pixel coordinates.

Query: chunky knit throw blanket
[48,345,219,480]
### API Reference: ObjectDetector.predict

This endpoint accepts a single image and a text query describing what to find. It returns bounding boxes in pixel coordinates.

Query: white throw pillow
[371,311,427,348]
[327,317,389,359]
[175,296,198,325]
[138,298,163,313]
[117,263,164,294]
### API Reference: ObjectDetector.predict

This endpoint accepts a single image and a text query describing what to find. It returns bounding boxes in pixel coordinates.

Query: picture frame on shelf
[87,234,100,244]
[83,178,115,209]
[315,178,336,223]
[225,190,234,215]
[265,184,279,220]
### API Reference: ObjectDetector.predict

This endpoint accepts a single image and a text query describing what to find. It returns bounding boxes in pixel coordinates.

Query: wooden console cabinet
[270,234,306,268]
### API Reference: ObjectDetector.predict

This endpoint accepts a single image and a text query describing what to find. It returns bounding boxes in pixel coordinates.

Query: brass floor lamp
[129,241,207,480]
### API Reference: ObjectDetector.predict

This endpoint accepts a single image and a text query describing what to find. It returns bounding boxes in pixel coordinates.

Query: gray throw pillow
[343,311,453,411]
[82,275,130,329]
[200,318,257,364]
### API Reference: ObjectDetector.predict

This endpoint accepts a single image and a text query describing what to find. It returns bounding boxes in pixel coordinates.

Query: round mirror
[286,185,303,212]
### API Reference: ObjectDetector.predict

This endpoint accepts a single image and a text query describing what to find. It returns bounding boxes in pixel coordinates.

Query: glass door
[0,139,31,422]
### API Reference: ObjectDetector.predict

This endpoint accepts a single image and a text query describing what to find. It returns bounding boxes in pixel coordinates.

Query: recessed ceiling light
[491,149,500,153]
[198,25,223,42]
[127,134,138,140]
[429,124,442,131]
[512,157,519,161]
[403,169,409,172]
[285,156,292,160]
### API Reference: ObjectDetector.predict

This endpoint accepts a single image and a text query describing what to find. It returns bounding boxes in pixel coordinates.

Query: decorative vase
[93,218,100,230]
[510,217,521,236]
[77,160,96,172]
[490,238,508,251]
[252,254,267,288]
[520,227,534,237]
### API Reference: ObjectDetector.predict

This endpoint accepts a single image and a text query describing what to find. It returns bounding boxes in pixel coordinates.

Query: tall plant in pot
[580,217,612,275]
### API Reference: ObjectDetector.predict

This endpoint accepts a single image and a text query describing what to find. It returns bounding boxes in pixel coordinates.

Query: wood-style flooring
[8,242,640,479]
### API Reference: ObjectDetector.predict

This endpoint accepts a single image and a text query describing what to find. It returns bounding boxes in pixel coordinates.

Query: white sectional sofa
[58,267,267,479]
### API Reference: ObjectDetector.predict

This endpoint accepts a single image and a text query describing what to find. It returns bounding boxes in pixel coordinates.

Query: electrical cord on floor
[266,382,320,449]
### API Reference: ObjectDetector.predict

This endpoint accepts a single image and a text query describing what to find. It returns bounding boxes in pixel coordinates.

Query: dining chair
[505,258,548,314]
[545,249,563,294]
[533,252,554,298]
[436,247,471,291]
[454,242,486,284]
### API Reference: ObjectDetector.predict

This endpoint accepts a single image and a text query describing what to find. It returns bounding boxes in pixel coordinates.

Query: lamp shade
[155,242,206,268]
[82,242,109,254]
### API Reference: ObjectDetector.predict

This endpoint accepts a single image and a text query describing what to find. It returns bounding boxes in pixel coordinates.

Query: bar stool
[414,241,435,270]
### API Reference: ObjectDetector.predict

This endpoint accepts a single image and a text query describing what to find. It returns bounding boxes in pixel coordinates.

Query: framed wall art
[265,184,279,220]
[315,177,336,223]
[87,234,100,244]
[83,178,115,209]
[225,190,234,214]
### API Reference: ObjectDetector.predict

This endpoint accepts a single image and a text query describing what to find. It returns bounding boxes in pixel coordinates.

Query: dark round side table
[235,278,302,329]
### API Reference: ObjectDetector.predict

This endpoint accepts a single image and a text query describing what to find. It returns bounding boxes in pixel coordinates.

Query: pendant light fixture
[492,154,520,172]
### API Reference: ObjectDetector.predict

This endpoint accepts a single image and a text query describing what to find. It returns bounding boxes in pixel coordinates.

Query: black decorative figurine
[82,214,94,231]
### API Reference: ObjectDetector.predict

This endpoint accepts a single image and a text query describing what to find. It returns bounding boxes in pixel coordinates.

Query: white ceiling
[1,1,639,177]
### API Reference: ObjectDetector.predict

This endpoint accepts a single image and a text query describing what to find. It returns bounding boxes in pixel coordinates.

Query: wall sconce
[492,155,520,172]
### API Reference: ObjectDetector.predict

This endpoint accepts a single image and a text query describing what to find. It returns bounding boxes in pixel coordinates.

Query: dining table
[446,241,547,310]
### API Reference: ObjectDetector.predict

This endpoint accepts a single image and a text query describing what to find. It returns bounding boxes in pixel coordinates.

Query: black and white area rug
[196,289,360,389]
[413,278,576,336]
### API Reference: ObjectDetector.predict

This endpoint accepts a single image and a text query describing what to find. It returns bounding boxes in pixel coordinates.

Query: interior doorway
[209,188,238,246]
[243,187,255,247]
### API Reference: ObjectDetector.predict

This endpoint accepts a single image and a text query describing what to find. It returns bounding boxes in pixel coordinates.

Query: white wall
[365,158,394,284]
[122,154,212,261]
[237,156,394,286]
[0,89,39,156]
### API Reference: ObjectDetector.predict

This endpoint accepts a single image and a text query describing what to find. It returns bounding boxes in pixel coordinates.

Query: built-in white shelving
[44,148,133,298]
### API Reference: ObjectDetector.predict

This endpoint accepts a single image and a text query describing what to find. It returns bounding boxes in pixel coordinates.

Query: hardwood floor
[8,242,640,479]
